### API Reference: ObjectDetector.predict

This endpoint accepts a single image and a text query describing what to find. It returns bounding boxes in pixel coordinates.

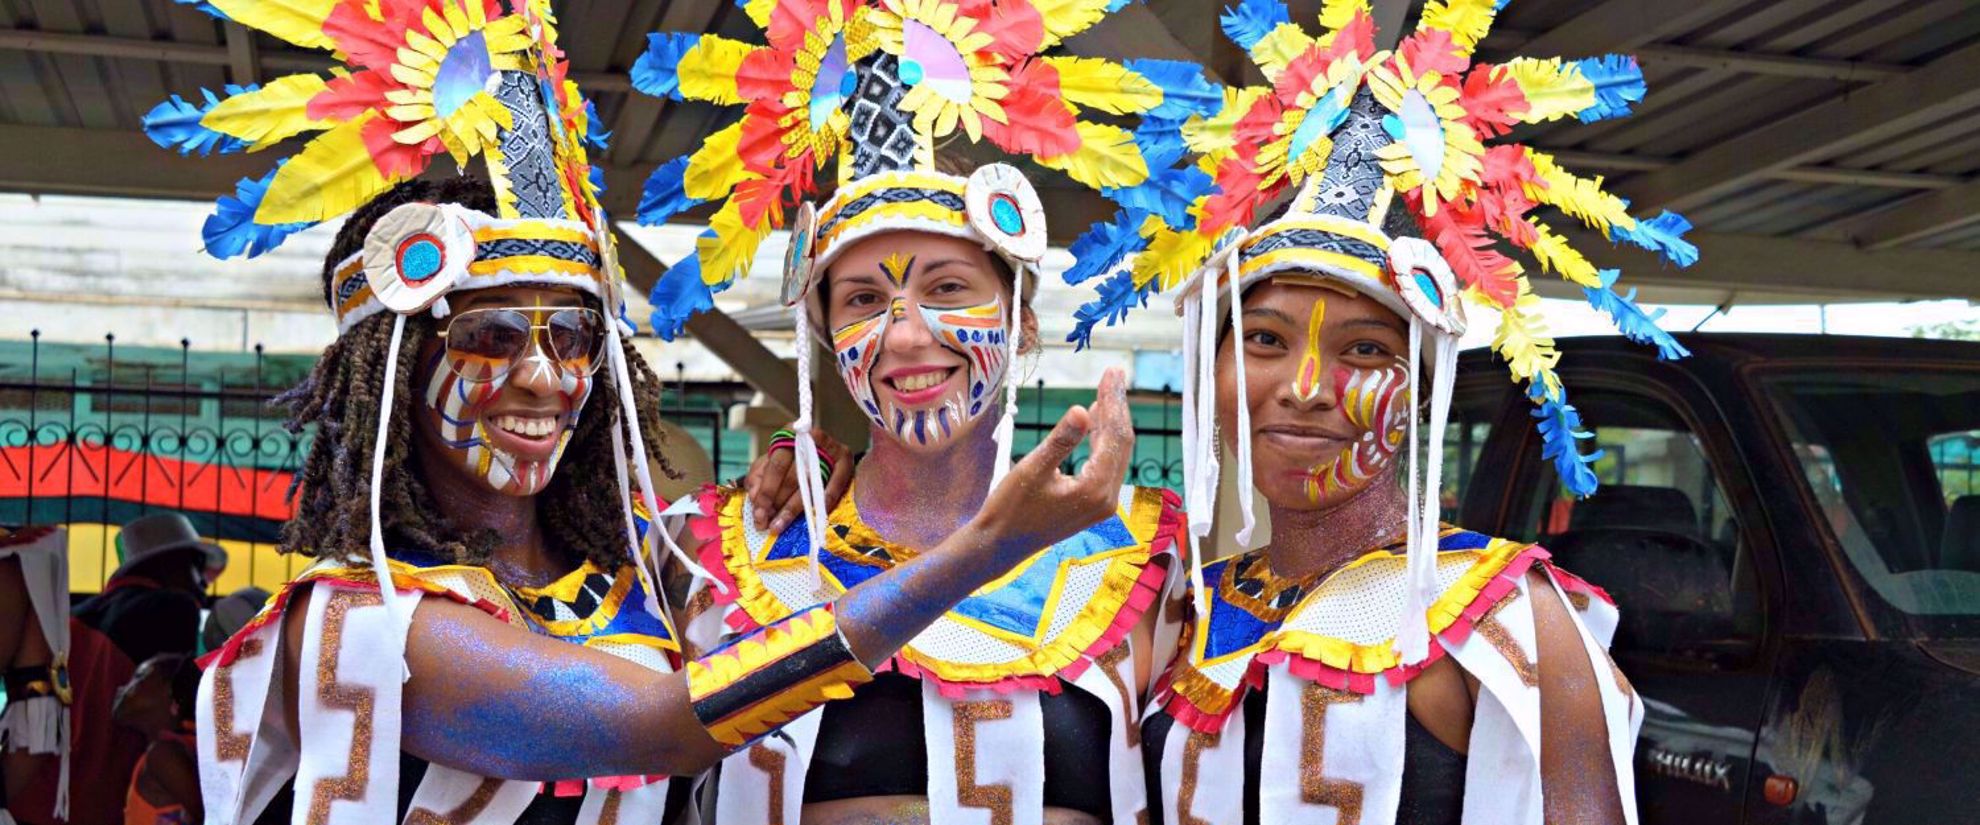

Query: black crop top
[802,672,1115,817]
[248,754,692,825]
[1140,686,1465,825]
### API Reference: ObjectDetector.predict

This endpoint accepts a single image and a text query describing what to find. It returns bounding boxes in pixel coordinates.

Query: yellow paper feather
[683,121,752,202]
[1032,0,1114,49]
[200,73,335,151]
[256,110,401,225]
[740,0,776,28]
[679,36,760,106]
[1523,149,1636,235]
[1044,56,1163,116]
[1497,57,1596,125]
[1415,0,1498,56]
[1490,287,1562,389]
[1318,0,1372,31]
[1252,23,1315,81]
[1035,121,1149,190]
[208,0,339,51]
[698,201,773,287]
[1527,221,1604,288]
[1134,227,1216,292]
[1182,87,1269,153]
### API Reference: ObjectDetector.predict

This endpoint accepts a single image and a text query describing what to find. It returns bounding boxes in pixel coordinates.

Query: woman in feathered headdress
[1067,2,1697,823]
[145,1,1147,822]
[632,0,1222,821]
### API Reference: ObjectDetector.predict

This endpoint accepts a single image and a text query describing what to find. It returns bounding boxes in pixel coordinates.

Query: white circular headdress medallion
[1388,236,1466,336]
[964,163,1046,263]
[362,202,475,315]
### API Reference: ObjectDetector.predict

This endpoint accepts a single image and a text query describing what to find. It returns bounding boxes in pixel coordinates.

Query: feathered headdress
[1066,0,1698,662]
[632,0,1222,570]
[143,0,686,632]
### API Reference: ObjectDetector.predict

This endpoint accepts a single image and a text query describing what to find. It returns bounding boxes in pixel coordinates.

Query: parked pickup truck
[1449,334,1980,825]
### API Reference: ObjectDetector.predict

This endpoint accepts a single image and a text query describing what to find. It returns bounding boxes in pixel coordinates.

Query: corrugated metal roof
[0,0,1970,307]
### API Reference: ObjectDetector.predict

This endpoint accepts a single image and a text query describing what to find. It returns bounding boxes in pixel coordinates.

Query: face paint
[828,255,1011,448]
[1291,299,1327,403]
[1302,356,1411,503]
[422,307,593,496]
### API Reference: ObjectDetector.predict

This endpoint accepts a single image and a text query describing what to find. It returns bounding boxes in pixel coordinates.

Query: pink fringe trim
[550,774,668,797]
[1542,560,1616,606]
[1160,543,1550,734]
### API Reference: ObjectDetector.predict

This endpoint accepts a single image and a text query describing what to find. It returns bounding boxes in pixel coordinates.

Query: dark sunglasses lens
[547,309,606,373]
[447,310,533,362]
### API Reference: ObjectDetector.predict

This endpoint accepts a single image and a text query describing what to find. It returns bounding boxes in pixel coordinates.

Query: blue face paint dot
[970,402,982,415]
[899,59,924,85]
[972,381,984,397]
[990,197,1024,235]
[399,239,443,282]
[1414,271,1444,308]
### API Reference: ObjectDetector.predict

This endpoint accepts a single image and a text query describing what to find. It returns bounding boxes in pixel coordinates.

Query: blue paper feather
[631,33,701,102]
[1064,210,1155,286]
[589,165,608,195]
[1067,269,1153,351]
[1608,210,1698,267]
[202,164,312,259]
[143,87,254,156]
[172,0,224,19]
[1572,55,1644,123]
[583,98,612,150]
[1132,116,1190,171]
[1219,0,1290,53]
[1124,59,1224,121]
[637,156,704,225]
[1529,383,1603,497]
[1103,166,1212,229]
[1583,270,1689,361]
[647,242,716,341]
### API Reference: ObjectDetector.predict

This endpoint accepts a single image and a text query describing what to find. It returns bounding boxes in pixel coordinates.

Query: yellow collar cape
[688,483,1183,695]
[1154,528,1611,733]
[144,0,695,632]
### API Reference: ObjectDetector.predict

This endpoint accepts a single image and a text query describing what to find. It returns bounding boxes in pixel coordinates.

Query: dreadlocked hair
[278,176,680,572]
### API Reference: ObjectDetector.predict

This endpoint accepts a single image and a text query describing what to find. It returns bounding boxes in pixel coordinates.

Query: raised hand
[974,367,1135,557]
[742,426,856,533]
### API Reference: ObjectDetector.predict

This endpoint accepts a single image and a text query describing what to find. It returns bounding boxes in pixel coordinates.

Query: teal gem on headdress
[1287,85,1352,168]
[990,195,1024,235]
[1414,271,1443,308]
[400,238,444,282]
[900,59,925,85]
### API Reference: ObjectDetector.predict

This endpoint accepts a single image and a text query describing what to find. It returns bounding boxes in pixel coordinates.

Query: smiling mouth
[492,414,561,439]
[885,368,957,396]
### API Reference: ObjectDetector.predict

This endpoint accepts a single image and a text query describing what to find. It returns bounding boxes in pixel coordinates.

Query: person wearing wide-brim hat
[78,513,219,678]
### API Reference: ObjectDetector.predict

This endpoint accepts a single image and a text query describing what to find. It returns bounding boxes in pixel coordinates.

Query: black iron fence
[0,332,731,594]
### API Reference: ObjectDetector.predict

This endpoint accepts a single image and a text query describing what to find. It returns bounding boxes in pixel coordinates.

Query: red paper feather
[1398,29,1470,77]
[980,1,1046,62]
[982,61,1081,157]
[1419,195,1521,307]
[358,113,436,178]
[308,69,396,121]
[324,0,415,72]
[1458,66,1528,138]
[735,47,792,101]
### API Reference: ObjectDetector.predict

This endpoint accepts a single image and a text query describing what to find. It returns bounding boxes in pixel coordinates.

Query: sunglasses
[435,306,607,383]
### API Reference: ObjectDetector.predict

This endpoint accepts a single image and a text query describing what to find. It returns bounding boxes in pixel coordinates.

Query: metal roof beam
[1547,149,1963,191]
[1554,225,1980,302]
[1481,29,1908,82]
[1519,0,1753,57]
[0,29,631,91]
[1819,178,1980,250]
[1614,39,1980,213]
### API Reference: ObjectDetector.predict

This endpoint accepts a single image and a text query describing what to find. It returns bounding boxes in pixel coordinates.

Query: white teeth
[493,415,558,438]
[895,371,947,393]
